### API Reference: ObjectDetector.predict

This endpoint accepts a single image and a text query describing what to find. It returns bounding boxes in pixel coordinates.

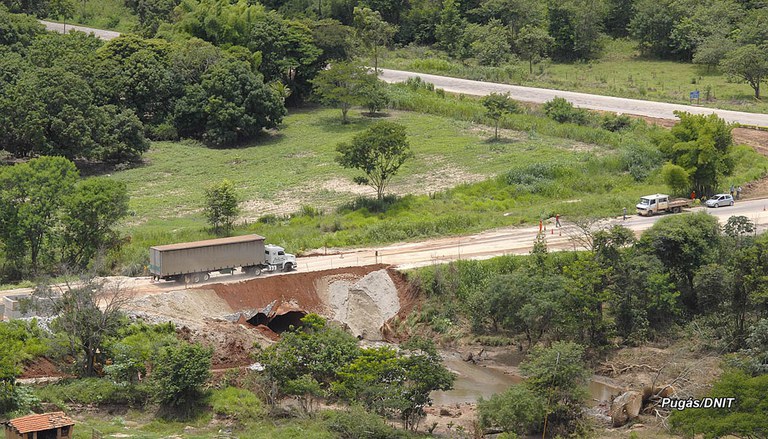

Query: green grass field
[103,92,768,272]
[381,39,768,114]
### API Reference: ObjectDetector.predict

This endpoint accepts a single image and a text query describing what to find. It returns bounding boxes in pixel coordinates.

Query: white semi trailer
[149,234,296,283]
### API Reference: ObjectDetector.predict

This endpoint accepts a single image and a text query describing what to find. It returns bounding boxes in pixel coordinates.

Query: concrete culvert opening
[265,311,307,333]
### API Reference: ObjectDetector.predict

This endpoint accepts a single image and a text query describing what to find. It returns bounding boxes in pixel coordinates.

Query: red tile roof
[7,412,74,434]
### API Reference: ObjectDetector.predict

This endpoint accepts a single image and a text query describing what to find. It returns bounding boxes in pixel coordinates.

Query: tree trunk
[341,106,349,124]
[495,120,499,139]
[529,57,533,74]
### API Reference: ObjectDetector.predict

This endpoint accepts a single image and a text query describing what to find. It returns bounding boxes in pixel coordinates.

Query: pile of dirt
[323,270,401,340]
[126,289,233,324]
[176,320,266,368]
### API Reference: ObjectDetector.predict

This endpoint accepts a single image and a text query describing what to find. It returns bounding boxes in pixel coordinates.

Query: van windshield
[639,198,650,205]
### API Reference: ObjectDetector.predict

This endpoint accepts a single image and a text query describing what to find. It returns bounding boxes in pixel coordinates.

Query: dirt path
[380,68,768,126]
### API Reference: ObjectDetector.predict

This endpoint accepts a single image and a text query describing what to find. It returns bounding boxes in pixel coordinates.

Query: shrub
[323,406,410,439]
[543,97,590,125]
[34,378,152,407]
[601,113,633,132]
[210,387,265,422]
[478,385,546,435]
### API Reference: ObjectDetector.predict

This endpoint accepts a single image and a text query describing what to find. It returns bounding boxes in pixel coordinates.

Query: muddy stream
[433,352,624,406]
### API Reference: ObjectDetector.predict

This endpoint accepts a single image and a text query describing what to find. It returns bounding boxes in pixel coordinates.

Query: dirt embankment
[119,265,415,367]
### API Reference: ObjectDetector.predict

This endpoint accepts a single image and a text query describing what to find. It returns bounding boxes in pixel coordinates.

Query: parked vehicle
[636,194,692,216]
[705,194,735,208]
[149,234,297,283]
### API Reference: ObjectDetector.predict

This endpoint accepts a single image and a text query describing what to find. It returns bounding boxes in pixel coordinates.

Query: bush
[210,387,265,422]
[620,142,663,181]
[322,406,410,439]
[543,97,590,125]
[601,113,633,132]
[34,378,152,407]
[478,385,546,435]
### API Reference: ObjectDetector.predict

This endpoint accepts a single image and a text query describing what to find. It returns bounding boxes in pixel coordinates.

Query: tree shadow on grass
[336,194,412,215]
[309,114,377,133]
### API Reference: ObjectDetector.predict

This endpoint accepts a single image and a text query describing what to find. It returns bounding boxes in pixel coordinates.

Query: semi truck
[636,194,692,216]
[149,234,297,283]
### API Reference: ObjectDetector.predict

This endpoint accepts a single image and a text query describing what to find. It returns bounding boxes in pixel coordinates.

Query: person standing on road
[623,207,627,220]
[737,186,742,200]
[730,184,735,196]
[555,214,561,228]
[691,190,696,200]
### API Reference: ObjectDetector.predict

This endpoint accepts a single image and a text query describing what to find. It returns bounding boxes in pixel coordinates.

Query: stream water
[432,352,624,406]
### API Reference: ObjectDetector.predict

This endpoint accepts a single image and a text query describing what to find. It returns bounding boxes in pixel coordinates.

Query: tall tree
[656,111,734,196]
[547,0,607,61]
[173,57,285,146]
[153,342,213,418]
[312,61,376,123]
[203,179,240,236]
[516,25,553,74]
[36,277,130,377]
[434,0,466,57]
[336,121,414,201]
[353,7,397,72]
[720,44,768,99]
[61,178,129,269]
[638,212,721,312]
[520,341,589,437]
[0,157,78,278]
[481,92,519,139]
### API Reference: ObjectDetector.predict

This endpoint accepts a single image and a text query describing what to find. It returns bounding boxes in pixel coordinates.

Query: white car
[705,194,734,208]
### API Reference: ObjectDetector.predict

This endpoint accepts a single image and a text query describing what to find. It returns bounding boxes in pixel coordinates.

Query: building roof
[7,412,74,434]
[150,234,265,252]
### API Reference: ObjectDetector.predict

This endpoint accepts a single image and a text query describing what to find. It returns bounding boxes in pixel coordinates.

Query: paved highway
[379,68,768,127]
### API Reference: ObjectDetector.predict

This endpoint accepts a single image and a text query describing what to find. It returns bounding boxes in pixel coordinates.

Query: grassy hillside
[381,40,768,115]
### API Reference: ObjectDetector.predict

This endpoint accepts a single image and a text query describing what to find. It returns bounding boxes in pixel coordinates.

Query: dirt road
[4,198,762,299]
[379,68,768,127]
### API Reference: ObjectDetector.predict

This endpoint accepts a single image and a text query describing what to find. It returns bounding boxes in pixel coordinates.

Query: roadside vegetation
[382,39,768,114]
[401,213,768,437]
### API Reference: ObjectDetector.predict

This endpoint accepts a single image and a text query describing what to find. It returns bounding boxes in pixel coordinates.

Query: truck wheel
[672,207,681,214]
[283,262,293,272]
[202,273,210,281]
[253,267,262,276]
[191,273,202,283]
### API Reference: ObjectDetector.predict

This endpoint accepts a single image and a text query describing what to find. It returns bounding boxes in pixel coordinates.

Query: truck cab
[636,194,668,216]
[265,244,297,272]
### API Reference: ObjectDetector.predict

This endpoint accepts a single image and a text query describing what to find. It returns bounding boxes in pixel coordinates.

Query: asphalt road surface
[379,68,768,127]
[40,20,121,40]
